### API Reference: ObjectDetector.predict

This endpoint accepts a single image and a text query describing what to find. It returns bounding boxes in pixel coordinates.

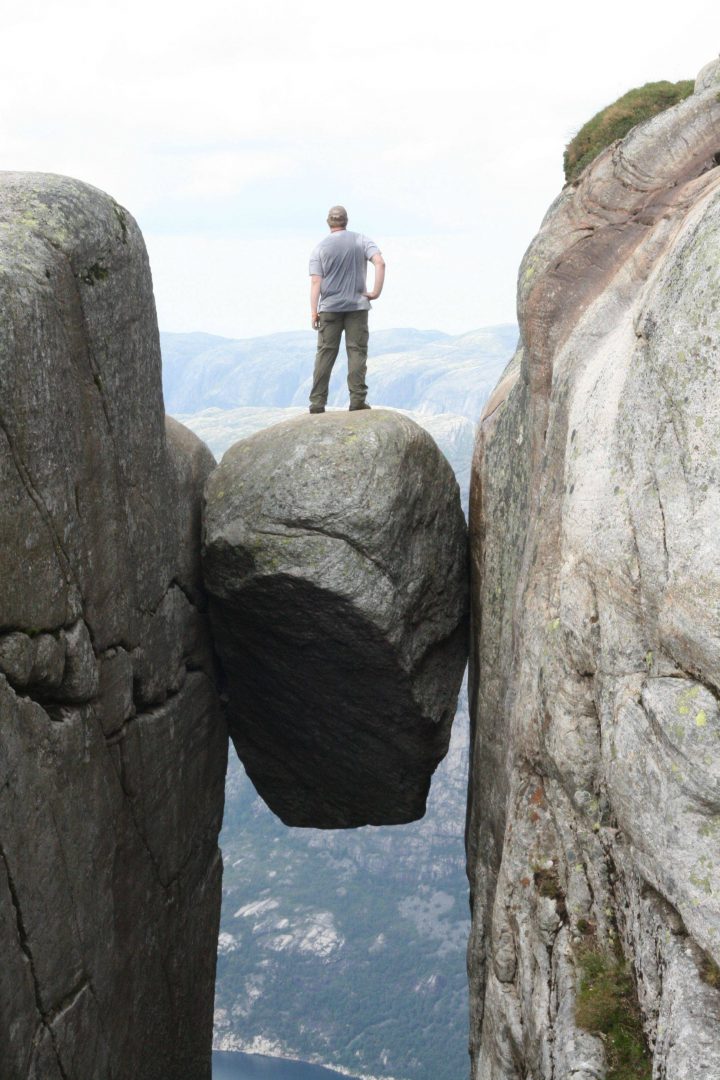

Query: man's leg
[309,312,343,410]
[344,310,369,409]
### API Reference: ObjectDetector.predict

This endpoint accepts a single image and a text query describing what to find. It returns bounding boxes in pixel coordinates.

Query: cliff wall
[467,59,720,1078]
[0,173,227,1080]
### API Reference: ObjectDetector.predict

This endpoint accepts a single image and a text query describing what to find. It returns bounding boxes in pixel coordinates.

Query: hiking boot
[349,402,371,411]
[309,405,325,414]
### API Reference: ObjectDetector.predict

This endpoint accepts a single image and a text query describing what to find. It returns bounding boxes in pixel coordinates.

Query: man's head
[327,205,348,229]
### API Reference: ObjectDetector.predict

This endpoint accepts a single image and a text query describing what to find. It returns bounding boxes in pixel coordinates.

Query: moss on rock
[700,952,720,989]
[564,80,694,183]
[575,946,651,1080]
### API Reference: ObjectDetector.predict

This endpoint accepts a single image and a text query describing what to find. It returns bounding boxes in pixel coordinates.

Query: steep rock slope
[0,173,227,1080]
[203,410,468,828]
[468,61,720,1078]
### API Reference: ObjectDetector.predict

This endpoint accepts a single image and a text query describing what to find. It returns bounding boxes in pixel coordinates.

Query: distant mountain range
[162,325,517,417]
[162,324,518,511]
[161,328,452,413]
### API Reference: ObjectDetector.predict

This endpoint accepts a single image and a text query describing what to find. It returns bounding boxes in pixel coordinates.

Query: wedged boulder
[203,409,468,828]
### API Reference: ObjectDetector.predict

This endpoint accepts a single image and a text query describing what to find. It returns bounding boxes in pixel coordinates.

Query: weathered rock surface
[468,65,720,1078]
[0,173,226,1079]
[203,410,468,828]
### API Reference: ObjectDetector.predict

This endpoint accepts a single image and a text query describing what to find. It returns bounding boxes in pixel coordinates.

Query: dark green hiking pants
[310,309,369,408]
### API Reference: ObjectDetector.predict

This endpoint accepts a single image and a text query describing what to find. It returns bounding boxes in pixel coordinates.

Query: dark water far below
[212,1050,360,1080]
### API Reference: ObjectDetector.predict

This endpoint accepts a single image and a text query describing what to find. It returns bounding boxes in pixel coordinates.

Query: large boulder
[0,173,226,1080]
[467,65,720,1079]
[203,410,468,828]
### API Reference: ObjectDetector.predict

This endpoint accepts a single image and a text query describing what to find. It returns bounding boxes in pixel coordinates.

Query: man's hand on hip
[312,312,320,330]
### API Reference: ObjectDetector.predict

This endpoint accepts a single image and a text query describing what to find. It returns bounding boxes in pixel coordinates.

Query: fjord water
[212,1051,358,1079]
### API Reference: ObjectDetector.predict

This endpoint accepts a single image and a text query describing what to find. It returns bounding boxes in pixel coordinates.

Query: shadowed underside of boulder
[203,410,468,828]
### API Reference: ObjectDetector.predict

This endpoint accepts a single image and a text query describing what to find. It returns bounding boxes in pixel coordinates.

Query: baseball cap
[327,205,348,225]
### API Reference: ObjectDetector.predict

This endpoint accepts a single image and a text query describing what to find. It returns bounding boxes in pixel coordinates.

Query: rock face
[467,63,720,1078]
[203,410,468,828]
[0,173,227,1080]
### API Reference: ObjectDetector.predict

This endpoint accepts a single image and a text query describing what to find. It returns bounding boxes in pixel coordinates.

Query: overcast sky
[2,1,717,336]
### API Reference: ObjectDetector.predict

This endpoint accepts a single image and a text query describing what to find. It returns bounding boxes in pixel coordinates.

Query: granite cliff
[467,57,720,1079]
[0,173,227,1079]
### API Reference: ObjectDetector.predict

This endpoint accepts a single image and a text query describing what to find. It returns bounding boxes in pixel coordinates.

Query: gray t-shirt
[309,230,380,312]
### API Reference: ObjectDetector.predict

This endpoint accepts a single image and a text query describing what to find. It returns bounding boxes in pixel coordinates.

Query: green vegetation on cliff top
[564,80,694,183]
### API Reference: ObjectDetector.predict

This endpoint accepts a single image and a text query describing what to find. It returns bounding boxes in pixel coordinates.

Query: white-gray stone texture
[467,65,720,1079]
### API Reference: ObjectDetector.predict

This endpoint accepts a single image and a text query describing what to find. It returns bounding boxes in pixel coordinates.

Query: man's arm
[310,275,322,329]
[363,253,386,301]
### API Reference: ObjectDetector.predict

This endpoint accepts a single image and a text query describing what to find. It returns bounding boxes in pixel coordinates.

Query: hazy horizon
[159,321,517,339]
[3,1,716,337]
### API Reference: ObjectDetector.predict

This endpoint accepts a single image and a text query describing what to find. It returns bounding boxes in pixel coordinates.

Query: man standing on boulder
[308,205,385,414]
